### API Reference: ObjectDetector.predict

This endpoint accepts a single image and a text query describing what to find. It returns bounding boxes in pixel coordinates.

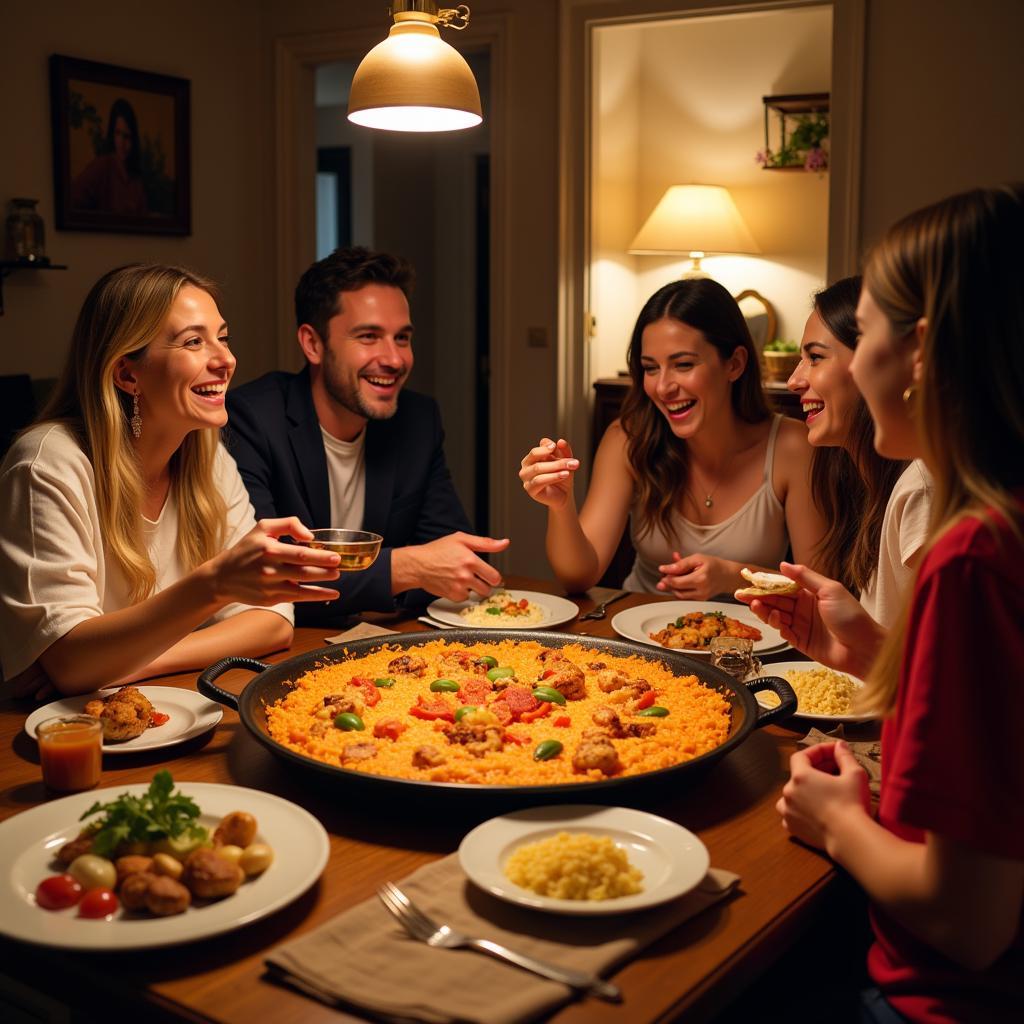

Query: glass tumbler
[37,715,102,792]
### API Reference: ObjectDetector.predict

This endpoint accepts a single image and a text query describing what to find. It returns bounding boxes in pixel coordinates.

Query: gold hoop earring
[131,392,142,439]
[902,385,918,406]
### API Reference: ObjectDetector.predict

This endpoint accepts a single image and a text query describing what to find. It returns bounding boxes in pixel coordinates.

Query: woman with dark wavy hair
[788,276,929,624]
[519,278,824,598]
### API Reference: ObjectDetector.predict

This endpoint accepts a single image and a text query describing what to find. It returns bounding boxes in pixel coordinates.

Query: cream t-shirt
[0,423,293,681]
[321,425,366,531]
[860,460,933,628]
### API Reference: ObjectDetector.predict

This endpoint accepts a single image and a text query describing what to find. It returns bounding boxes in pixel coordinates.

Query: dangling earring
[902,384,917,406]
[131,392,142,439]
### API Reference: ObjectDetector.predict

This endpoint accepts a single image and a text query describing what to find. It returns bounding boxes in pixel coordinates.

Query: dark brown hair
[295,246,415,343]
[807,276,908,593]
[619,278,769,540]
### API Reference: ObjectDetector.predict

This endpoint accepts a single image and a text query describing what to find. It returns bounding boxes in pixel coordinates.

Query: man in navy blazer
[225,247,508,625]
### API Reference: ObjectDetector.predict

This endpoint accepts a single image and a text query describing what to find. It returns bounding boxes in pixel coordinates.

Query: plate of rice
[458,804,709,914]
[428,589,579,629]
[754,661,873,723]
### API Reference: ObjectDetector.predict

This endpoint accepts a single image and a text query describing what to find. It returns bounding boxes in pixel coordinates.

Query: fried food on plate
[83,685,154,742]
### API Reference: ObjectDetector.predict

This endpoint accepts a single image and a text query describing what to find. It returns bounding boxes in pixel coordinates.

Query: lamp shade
[628,185,760,255]
[347,14,483,132]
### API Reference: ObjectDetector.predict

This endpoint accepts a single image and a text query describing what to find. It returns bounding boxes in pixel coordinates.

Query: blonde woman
[0,264,341,699]
[742,186,1024,1022]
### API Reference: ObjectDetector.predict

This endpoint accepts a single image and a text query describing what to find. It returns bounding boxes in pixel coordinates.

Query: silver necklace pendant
[704,495,713,508]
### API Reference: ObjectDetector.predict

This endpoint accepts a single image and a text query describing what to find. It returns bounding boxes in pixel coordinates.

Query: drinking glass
[709,636,760,680]
[37,715,102,792]
[306,529,383,572]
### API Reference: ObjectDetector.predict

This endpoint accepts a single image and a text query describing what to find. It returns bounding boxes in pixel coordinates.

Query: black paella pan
[198,628,796,804]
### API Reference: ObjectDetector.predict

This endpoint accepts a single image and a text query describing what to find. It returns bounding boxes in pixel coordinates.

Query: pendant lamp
[348,2,482,132]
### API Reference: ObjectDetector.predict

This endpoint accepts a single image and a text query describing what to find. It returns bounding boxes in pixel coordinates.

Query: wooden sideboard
[590,377,803,587]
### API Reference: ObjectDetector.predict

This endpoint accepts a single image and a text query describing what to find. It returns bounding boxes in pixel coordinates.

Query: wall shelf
[0,261,68,316]
[761,92,830,172]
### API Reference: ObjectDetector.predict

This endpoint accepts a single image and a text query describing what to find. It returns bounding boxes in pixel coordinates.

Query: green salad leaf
[79,770,208,858]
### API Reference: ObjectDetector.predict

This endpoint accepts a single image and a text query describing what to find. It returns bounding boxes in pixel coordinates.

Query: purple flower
[804,146,827,172]
[755,148,771,167]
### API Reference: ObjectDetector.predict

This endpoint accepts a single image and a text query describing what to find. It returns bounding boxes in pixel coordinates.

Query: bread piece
[735,568,800,597]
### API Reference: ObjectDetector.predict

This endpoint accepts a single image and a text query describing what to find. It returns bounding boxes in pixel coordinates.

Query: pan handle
[197,656,270,711]
[744,675,798,728]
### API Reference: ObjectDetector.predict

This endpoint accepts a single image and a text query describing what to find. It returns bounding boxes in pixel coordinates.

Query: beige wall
[0,1,275,386]
[591,6,833,382]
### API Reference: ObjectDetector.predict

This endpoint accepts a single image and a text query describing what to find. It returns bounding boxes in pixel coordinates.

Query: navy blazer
[224,368,472,624]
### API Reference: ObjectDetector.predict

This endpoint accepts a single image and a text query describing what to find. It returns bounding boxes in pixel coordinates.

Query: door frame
[557,0,866,463]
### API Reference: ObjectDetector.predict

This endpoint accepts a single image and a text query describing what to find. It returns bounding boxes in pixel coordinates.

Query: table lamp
[628,184,760,278]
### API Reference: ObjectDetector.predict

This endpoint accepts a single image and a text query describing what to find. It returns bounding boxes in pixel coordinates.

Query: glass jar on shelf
[5,198,48,263]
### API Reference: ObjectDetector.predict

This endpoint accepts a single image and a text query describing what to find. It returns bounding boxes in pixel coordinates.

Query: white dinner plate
[458,805,709,915]
[0,782,329,951]
[755,660,874,723]
[611,600,788,655]
[24,687,223,753]
[427,590,579,630]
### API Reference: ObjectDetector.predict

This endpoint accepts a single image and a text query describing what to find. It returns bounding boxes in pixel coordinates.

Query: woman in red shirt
[741,184,1024,1022]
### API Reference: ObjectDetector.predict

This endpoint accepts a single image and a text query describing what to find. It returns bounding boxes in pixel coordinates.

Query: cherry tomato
[35,874,83,910]
[78,887,119,919]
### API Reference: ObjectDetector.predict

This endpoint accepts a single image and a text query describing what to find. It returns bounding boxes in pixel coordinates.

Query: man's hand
[392,532,511,601]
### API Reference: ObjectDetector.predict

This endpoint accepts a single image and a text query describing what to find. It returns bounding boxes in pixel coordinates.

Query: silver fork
[377,881,621,1002]
[578,590,629,621]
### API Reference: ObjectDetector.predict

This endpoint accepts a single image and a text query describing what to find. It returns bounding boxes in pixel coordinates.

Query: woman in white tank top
[519,279,825,599]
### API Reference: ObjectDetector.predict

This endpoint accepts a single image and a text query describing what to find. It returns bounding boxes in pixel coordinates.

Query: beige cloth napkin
[266,852,740,1024]
[325,622,400,644]
[799,727,882,797]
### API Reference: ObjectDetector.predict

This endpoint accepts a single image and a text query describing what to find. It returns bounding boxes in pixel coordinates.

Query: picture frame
[50,55,191,235]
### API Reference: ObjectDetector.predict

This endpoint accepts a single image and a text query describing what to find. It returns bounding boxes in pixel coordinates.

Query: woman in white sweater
[0,264,341,698]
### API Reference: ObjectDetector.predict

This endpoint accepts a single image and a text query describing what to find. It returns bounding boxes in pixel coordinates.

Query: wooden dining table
[0,578,851,1024]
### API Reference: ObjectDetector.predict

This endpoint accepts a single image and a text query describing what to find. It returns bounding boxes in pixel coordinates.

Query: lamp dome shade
[628,185,760,255]
[348,18,482,132]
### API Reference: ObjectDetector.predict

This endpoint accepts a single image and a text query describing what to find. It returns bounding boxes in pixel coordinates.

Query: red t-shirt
[869,506,1024,1022]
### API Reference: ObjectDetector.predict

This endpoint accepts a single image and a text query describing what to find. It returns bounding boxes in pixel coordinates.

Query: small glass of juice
[37,715,103,792]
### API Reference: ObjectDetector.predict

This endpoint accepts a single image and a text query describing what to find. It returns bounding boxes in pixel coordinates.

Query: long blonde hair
[861,184,1024,715]
[37,264,228,602]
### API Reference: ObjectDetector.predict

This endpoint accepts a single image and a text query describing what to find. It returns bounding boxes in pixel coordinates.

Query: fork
[578,590,629,621]
[377,881,621,1002]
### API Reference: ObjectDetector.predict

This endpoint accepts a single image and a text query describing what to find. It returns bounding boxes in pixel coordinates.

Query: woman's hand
[206,517,342,605]
[735,562,884,678]
[656,551,739,600]
[519,438,580,511]
[777,741,871,852]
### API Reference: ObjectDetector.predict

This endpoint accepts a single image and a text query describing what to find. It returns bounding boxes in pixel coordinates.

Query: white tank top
[623,415,790,595]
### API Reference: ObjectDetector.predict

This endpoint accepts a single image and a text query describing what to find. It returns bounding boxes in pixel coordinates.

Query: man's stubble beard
[322,353,402,422]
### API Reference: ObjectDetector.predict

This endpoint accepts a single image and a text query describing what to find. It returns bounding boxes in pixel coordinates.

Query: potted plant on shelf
[762,339,801,382]
[756,112,829,172]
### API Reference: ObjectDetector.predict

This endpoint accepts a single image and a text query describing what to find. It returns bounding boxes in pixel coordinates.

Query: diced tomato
[349,676,381,707]
[518,598,529,608]
[520,701,552,723]
[458,679,493,706]
[634,690,656,711]
[408,695,455,722]
[36,874,83,910]
[149,711,170,727]
[553,715,571,728]
[373,718,407,741]
[78,887,118,919]
[498,686,539,720]
[491,701,513,727]
[539,669,556,680]
[503,730,531,745]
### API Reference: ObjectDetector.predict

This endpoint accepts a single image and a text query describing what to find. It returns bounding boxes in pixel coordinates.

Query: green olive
[486,667,515,682]
[533,739,564,761]
[429,678,460,693]
[477,655,498,668]
[636,706,669,718]
[374,677,396,688]
[334,712,365,731]
[454,705,476,722]
[531,686,567,705]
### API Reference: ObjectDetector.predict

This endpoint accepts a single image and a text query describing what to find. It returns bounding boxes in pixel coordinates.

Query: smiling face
[850,287,921,460]
[315,284,413,429]
[787,310,860,449]
[117,285,234,440]
[640,317,744,438]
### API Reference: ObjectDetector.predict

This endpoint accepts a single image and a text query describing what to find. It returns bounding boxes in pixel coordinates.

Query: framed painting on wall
[50,55,191,235]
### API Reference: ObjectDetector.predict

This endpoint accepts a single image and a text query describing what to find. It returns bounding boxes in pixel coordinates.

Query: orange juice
[37,715,102,792]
